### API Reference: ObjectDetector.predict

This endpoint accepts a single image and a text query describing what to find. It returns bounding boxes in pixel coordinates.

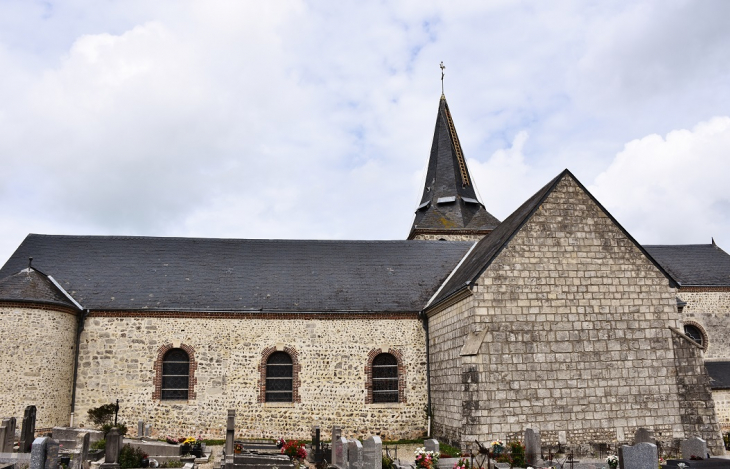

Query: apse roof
[705,361,730,390]
[0,266,79,310]
[0,235,473,313]
[643,244,730,286]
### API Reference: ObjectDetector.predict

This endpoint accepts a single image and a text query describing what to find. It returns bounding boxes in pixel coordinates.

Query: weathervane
[440,61,445,96]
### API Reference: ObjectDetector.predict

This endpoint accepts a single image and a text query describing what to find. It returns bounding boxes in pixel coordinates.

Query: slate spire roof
[408,96,500,239]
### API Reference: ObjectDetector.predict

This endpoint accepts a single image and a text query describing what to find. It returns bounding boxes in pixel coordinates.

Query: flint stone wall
[74,315,426,440]
[678,290,730,359]
[428,176,724,452]
[0,305,77,428]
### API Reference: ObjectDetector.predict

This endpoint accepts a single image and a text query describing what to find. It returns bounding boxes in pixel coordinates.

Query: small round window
[683,324,706,348]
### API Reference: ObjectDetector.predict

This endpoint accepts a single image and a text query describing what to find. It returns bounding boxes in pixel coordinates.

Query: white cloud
[591,117,730,246]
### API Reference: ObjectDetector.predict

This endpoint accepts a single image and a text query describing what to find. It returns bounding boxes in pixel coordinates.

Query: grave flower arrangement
[414,447,439,469]
[452,457,471,469]
[275,438,286,449]
[281,440,307,461]
[606,454,619,469]
[490,440,505,457]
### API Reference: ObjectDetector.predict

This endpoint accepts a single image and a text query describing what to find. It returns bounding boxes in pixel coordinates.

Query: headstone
[100,428,121,469]
[311,426,322,463]
[558,431,567,446]
[616,428,626,442]
[525,429,541,467]
[144,425,152,438]
[362,436,382,469]
[680,437,707,460]
[225,410,235,457]
[333,437,348,469]
[0,425,7,453]
[348,440,363,469]
[70,433,90,469]
[332,426,342,442]
[45,439,59,469]
[634,428,654,445]
[618,442,657,469]
[137,421,144,438]
[424,439,439,455]
[30,437,49,469]
[1,418,16,453]
[20,406,37,453]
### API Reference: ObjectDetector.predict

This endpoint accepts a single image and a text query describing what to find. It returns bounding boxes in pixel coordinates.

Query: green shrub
[91,440,106,451]
[382,454,395,469]
[101,423,128,437]
[438,442,461,458]
[507,440,525,468]
[87,404,118,427]
[119,444,145,469]
[161,460,185,468]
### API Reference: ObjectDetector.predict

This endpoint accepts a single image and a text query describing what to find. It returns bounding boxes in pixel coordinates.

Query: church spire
[408,95,500,241]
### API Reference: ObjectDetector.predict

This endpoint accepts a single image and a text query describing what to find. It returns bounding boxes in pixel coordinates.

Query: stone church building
[1,95,728,454]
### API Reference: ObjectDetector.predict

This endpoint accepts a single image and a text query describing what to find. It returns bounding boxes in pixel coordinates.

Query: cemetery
[1,405,729,469]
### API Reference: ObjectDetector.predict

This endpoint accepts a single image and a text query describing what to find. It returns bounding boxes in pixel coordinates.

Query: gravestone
[45,439,59,469]
[225,410,235,456]
[424,439,439,454]
[137,421,144,438]
[310,426,322,463]
[144,425,152,438]
[100,428,121,469]
[20,406,37,453]
[70,433,90,469]
[680,437,707,460]
[634,428,655,445]
[618,442,657,469]
[558,431,567,445]
[1,418,16,453]
[525,428,541,467]
[31,437,49,469]
[333,437,348,469]
[332,426,342,442]
[348,440,363,469]
[363,436,382,469]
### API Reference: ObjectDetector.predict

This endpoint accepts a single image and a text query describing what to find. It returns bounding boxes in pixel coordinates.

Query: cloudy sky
[1,0,729,263]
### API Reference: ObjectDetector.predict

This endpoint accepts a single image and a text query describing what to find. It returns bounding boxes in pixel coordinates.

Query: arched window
[684,324,707,348]
[265,351,293,402]
[371,353,399,403]
[161,348,190,400]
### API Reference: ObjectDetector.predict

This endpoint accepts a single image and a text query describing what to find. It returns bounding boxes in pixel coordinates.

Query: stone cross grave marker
[363,436,382,469]
[20,406,37,453]
[525,428,541,467]
[311,426,322,463]
[680,437,707,461]
[138,421,144,438]
[225,410,235,457]
[634,428,654,445]
[424,439,439,455]
[30,437,49,469]
[618,442,657,469]
[348,440,363,469]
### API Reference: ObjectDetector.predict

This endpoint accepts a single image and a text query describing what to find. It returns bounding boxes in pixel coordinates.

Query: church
[1,94,728,454]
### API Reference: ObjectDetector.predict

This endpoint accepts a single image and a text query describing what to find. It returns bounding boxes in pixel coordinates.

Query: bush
[382,454,395,469]
[506,441,525,468]
[438,442,461,458]
[91,440,106,451]
[101,423,128,437]
[161,461,185,468]
[87,404,118,427]
[119,444,146,469]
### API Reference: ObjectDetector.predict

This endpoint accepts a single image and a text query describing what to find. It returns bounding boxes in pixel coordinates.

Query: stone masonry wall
[0,304,77,429]
[712,390,730,431]
[74,314,427,441]
[413,234,486,242]
[678,290,730,359]
[462,176,723,452]
[427,295,475,446]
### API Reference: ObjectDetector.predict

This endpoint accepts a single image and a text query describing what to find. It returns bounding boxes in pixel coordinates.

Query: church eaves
[0,265,80,310]
[408,96,500,240]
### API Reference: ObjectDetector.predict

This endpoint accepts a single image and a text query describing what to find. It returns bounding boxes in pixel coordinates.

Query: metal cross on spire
[440,61,445,96]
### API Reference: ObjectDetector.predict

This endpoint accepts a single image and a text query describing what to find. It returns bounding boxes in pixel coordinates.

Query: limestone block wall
[0,304,77,429]
[427,294,476,444]
[712,390,730,431]
[73,313,427,440]
[435,176,723,453]
[678,289,730,359]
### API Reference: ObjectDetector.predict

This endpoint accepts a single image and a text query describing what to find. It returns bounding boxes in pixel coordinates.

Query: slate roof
[0,267,79,309]
[409,97,500,238]
[428,170,678,308]
[0,235,474,313]
[643,244,730,286]
[705,361,730,390]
